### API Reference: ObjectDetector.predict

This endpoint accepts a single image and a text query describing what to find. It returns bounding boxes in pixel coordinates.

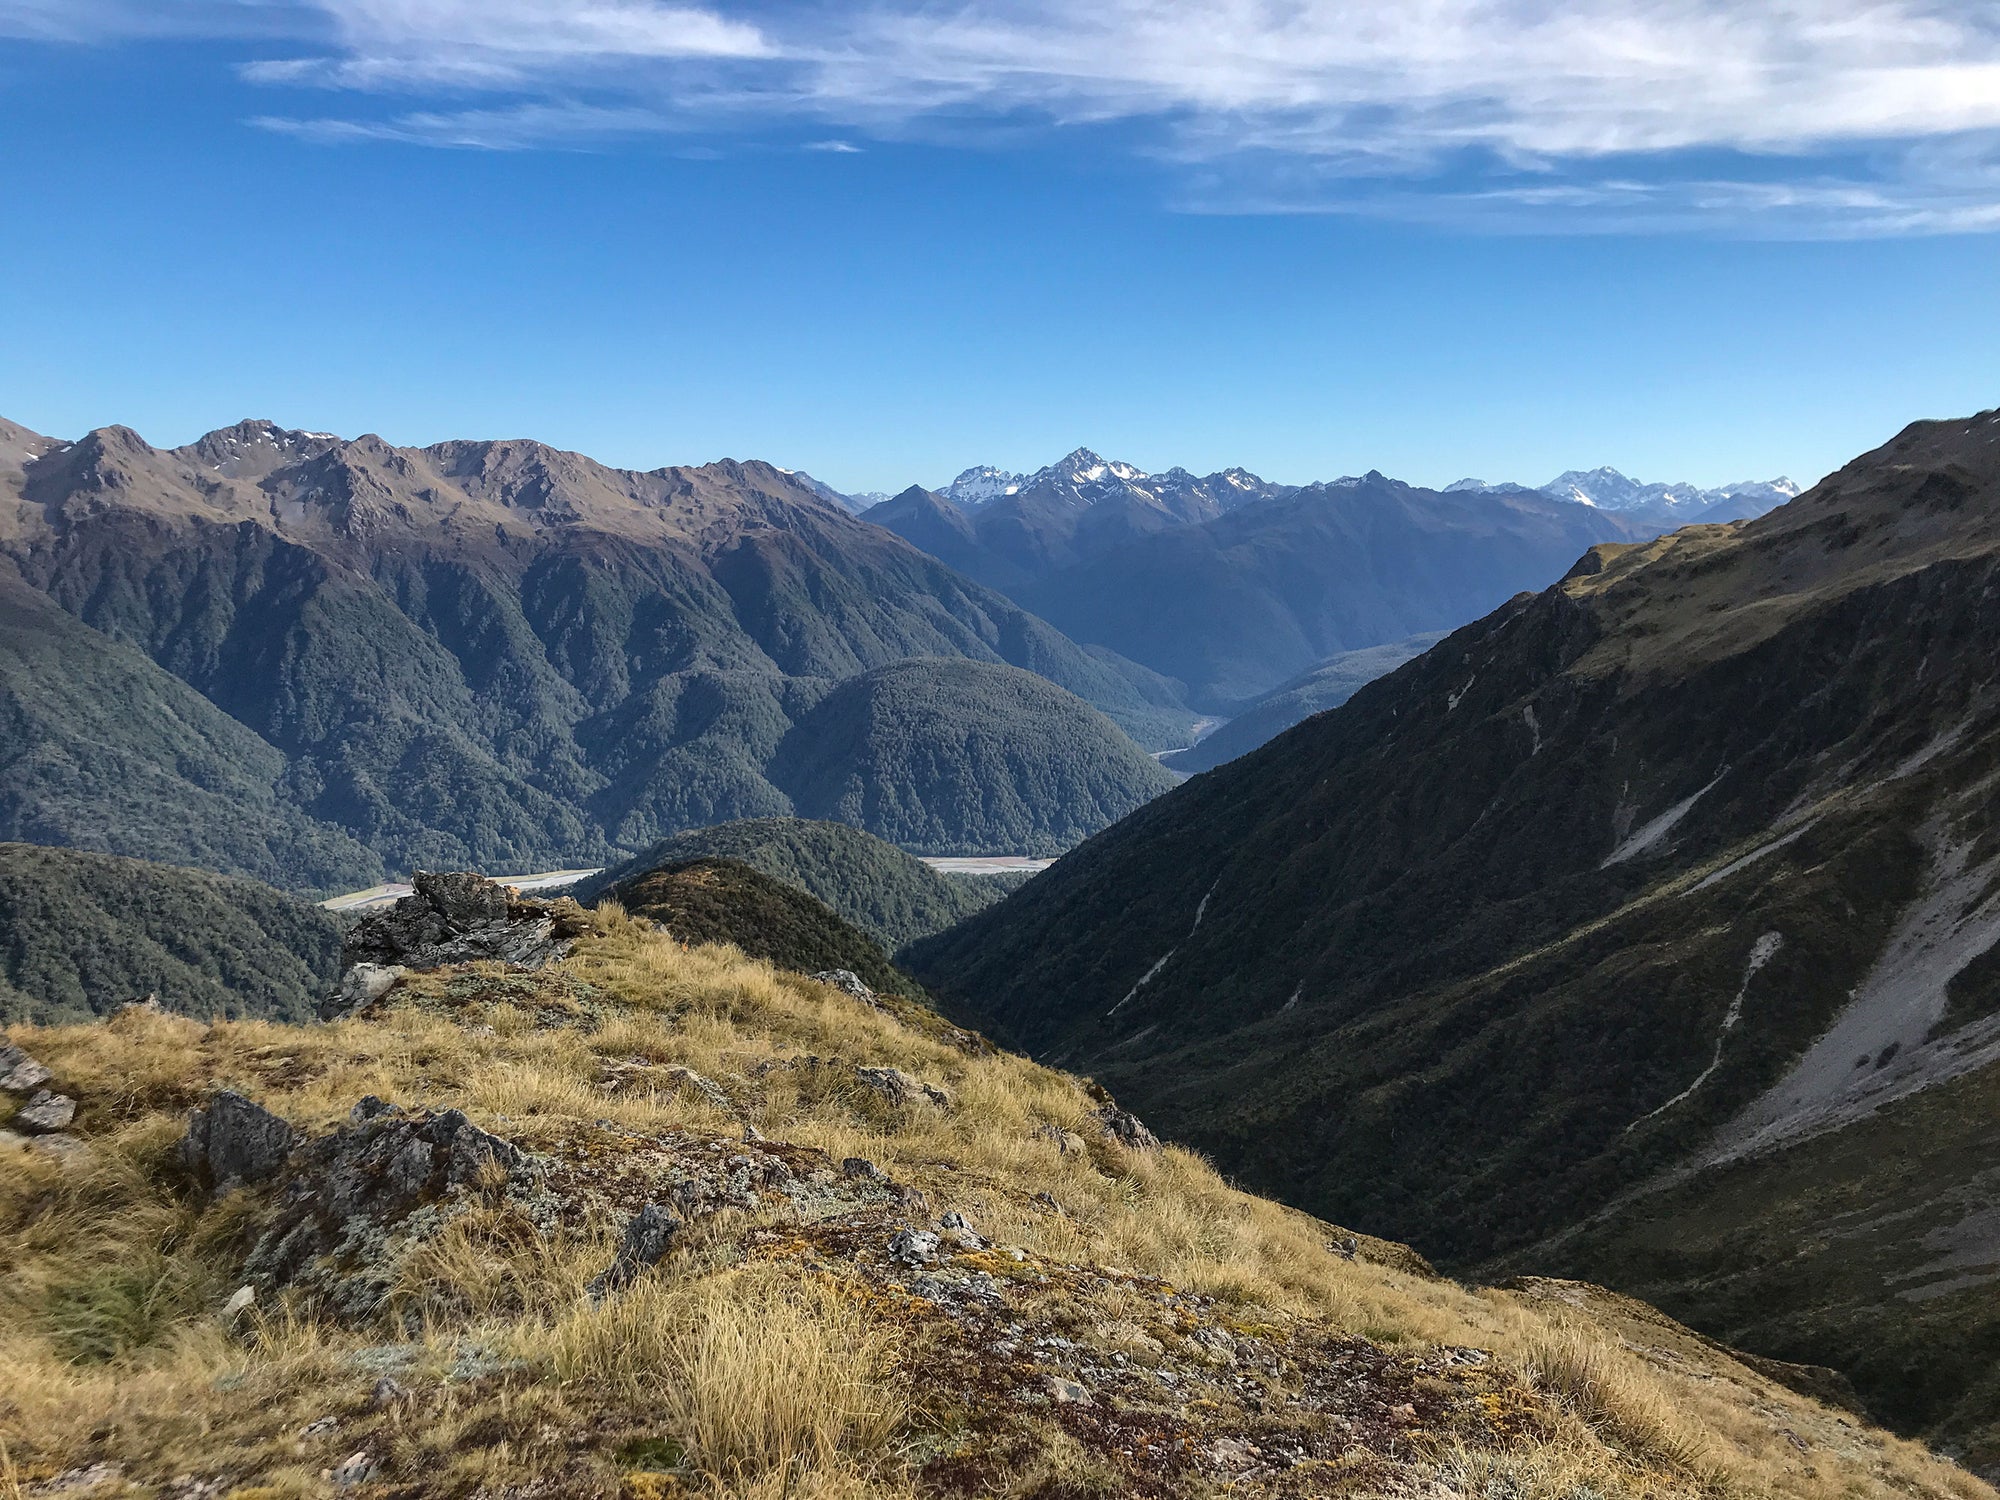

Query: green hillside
[767,659,1177,856]
[575,816,1015,952]
[0,569,381,894]
[0,843,346,1024]
[606,856,925,1000]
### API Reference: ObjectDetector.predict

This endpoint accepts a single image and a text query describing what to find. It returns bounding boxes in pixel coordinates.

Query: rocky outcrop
[0,1042,52,1095]
[179,1091,300,1195]
[322,873,593,1018]
[811,969,877,1003]
[13,1088,75,1133]
[242,1098,535,1320]
[587,1203,683,1298]
[1093,1103,1161,1151]
[855,1065,952,1110]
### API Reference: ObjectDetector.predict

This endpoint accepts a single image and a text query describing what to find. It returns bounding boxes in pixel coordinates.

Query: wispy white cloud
[251,100,676,147]
[34,0,2000,233]
[804,138,861,153]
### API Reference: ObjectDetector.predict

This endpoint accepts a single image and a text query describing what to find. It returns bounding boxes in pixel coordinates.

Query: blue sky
[3,2,1999,494]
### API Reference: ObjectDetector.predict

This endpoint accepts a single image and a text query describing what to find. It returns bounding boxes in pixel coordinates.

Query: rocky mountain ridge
[0,416,1190,889]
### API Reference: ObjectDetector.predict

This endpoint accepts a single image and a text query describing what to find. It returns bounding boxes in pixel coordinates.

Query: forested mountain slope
[0,844,344,1024]
[575,816,1017,952]
[0,419,1188,888]
[912,407,2000,1470]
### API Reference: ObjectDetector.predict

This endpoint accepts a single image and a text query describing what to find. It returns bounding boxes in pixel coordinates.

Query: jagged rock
[323,964,406,1020]
[117,993,164,1017]
[1092,1103,1161,1151]
[842,1156,888,1182]
[0,1043,52,1094]
[179,1091,299,1194]
[222,1286,256,1320]
[243,1101,534,1320]
[325,872,592,1016]
[14,1089,75,1133]
[588,1202,683,1297]
[889,1228,943,1266]
[811,969,877,1003]
[939,1210,987,1250]
[1044,1375,1093,1405]
[855,1065,951,1110]
[1032,1123,1088,1156]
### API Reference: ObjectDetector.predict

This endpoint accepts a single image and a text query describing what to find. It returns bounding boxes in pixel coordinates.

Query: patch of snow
[1523,704,1542,755]
[1447,675,1476,712]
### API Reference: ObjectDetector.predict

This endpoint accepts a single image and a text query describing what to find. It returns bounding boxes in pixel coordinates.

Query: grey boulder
[180,1090,300,1194]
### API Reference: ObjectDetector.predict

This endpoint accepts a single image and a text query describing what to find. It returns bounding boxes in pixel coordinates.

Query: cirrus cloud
[18,0,2000,233]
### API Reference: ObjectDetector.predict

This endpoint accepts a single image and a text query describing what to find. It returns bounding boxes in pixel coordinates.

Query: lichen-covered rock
[0,1043,52,1095]
[889,1228,943,1266]
[855,1065,951,1110]
[243,1099,535,1321]
[663,1065,732,1111]
[587,1202,683,1298]
[324,873,593,1017]
[323,964,406,1020]
[1093,1102,1161,1151]
[1031,1123,1087,1156]
[811,969,877,1002]
[180,1091,299,1195]
[14,1089,75,1133]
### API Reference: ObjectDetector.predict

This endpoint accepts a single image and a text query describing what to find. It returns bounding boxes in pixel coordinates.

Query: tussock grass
[0,909,1987,1499]
[1519,1326,1729,1488]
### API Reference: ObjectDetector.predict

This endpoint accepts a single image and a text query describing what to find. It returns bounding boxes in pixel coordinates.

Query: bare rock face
[322,872,593,1017]
[179,1090,300,1195]
[0,1043,52,1095]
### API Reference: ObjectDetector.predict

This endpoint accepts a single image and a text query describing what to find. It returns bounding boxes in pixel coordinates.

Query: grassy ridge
[0,916,1979,1498]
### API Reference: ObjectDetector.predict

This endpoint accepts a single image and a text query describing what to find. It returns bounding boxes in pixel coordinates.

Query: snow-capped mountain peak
[942,465,1023,506]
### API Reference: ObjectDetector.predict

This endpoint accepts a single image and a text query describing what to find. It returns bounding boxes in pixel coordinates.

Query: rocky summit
[2,902,1980,1499]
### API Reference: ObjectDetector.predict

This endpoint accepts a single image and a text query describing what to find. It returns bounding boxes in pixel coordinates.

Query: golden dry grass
[0,910,1988,1500]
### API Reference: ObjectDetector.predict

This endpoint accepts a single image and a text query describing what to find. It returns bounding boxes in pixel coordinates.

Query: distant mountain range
[0,417,1190,889]
[866,452,1691,709]
[912,405,2000,1469]
[1447,467,1801,526]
